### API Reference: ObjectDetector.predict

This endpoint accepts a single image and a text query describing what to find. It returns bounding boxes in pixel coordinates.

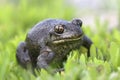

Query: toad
[16,18,92,72]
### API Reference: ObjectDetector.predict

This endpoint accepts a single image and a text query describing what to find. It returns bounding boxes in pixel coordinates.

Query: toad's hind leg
[16,42,31,69]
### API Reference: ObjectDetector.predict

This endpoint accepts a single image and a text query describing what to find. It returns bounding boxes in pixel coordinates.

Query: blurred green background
[0,0,75,43]
[0,0,120,80]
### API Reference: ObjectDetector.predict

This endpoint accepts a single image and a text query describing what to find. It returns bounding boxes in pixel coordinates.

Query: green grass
[0,0,120,80]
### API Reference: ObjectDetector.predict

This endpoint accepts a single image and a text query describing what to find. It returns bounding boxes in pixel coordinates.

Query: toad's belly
[48,41,82,68]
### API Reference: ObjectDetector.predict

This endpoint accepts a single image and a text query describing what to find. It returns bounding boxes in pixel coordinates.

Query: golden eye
[54,25,64,34]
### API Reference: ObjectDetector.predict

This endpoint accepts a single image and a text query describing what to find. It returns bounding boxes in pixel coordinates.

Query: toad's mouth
[52,35,83,44]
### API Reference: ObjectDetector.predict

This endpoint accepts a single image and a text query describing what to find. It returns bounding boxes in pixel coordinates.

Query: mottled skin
[16,18,92,72]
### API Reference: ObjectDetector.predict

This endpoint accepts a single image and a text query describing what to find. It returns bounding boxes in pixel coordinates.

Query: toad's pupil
[59,26,64,32]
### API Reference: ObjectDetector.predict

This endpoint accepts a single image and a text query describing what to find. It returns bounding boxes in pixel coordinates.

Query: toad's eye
[72,19,82,27]
[54,25,64,34]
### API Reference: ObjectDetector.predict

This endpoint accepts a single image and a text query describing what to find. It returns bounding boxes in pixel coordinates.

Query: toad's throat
[52,35,83,44]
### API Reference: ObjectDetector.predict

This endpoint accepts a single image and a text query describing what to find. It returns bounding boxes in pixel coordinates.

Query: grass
[0,0,120,80]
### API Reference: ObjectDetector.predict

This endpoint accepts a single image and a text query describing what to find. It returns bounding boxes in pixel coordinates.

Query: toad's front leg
[37,47,55,71]
[82,35,93,57]
[37,47,65,73]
